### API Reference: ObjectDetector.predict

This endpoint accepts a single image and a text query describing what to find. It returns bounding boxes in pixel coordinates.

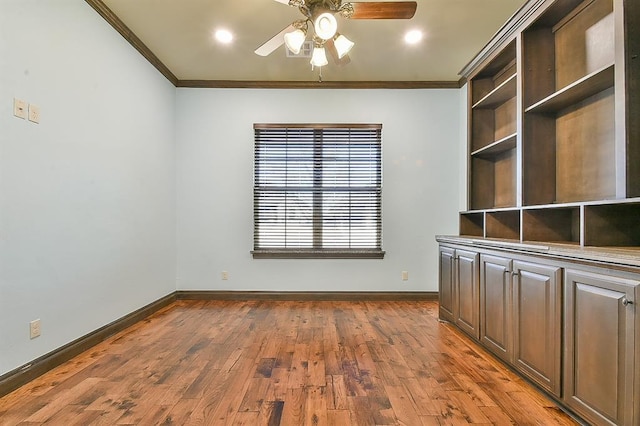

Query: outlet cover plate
[30,319,41,339]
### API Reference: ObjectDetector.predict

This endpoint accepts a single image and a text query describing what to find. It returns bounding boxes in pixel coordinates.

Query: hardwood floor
[0,300,579,425]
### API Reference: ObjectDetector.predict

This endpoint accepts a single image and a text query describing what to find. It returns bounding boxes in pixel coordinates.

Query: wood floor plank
[304,386,328,426]
[327,409,352,425]
[279,386,307,425]
[326,374,348,410]
[0,300,580,425]
[257,399,285,426]
[384,384,423,426]
[401,377,441,416]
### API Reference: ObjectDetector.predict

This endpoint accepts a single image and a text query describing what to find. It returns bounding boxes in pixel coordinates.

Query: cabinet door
[564,269,638,426]
[455,249,480,339]
[512,261,562,396]
[438,246,456,322]
[480,254,512,362]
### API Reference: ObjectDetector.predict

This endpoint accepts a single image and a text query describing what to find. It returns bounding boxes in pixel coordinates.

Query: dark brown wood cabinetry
[454,249,480,338]
[438,246,456,323]
[438,238,639,425]
[438,246,479,339]
[479,254,511,361]
[478,255,562,396]
[564,269,639,426]
[442,0,639,423]
[512,261,562,397]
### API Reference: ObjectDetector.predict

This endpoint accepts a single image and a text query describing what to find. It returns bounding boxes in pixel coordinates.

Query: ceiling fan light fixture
[314,12,338,40]
[310,46,329,67]
[333,34,354,59]
[284,28,307,54]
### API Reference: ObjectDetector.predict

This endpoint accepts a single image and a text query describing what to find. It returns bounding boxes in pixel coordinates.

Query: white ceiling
[98,0,527,83]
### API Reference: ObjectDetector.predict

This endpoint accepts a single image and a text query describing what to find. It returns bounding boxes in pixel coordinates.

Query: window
[253,124,384,258]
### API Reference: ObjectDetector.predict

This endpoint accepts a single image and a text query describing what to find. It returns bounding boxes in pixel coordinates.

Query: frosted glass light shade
[334,34,354,58]
[314,12,337,40]
[310,46,328,67]
[284,29,306,54]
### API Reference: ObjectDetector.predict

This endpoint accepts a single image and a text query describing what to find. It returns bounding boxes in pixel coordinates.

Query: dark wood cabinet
[479,255,562,396]
[438,237,639,425]
[564,269,638,426]
[438,246,455,323]
[454,249,479,339]
[438,246,479,339]
[479,254,511,361]
[512,261,561,396]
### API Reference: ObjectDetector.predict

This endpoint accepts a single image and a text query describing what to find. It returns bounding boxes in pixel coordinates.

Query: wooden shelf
[471,133,517,158]
[486,210,520,240]
[522,207,580,244]
[472,74,517,109]
[584,201,640,246]
[525,64,614,113]
[460,212,484,237]
[470,149,517,210]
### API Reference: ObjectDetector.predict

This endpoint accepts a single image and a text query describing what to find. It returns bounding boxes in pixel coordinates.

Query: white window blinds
[253,124,383,258]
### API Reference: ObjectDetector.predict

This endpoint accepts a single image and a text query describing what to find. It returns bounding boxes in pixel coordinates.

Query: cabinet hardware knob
[511,271,519,276]
[622,297,633,306]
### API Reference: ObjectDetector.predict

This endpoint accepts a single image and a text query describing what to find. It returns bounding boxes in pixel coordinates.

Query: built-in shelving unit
[446,1,640,423]
[460,0,639,247]
[468,38,518,210]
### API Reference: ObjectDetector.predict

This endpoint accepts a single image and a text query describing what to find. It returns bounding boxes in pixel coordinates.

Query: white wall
[0,1,176,375]
[176,88,461,292]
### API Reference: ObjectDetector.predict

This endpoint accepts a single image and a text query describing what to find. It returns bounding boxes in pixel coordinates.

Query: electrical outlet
[401,271,409,281]
[30,319,41,339]
[13,98,27,119]
[28,104,40,123]
[221,271,229,280]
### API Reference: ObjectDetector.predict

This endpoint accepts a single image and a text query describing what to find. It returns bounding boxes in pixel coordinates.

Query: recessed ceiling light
[215,29,233,44]
[404,30,423,45]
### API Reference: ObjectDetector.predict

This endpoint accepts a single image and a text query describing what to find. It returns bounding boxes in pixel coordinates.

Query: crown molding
[176,80,460,89]
[85,0,179,86]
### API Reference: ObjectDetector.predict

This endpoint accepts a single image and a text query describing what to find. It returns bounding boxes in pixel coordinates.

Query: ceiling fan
[255,0,417,68]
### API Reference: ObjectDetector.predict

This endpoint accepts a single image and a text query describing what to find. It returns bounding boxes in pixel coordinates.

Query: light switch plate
[28,104,40,123]
[14,98,27,119]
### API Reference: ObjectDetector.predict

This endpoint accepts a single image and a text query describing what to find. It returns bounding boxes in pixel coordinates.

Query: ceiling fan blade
[254,24,295,56]
[349,1,417,19]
